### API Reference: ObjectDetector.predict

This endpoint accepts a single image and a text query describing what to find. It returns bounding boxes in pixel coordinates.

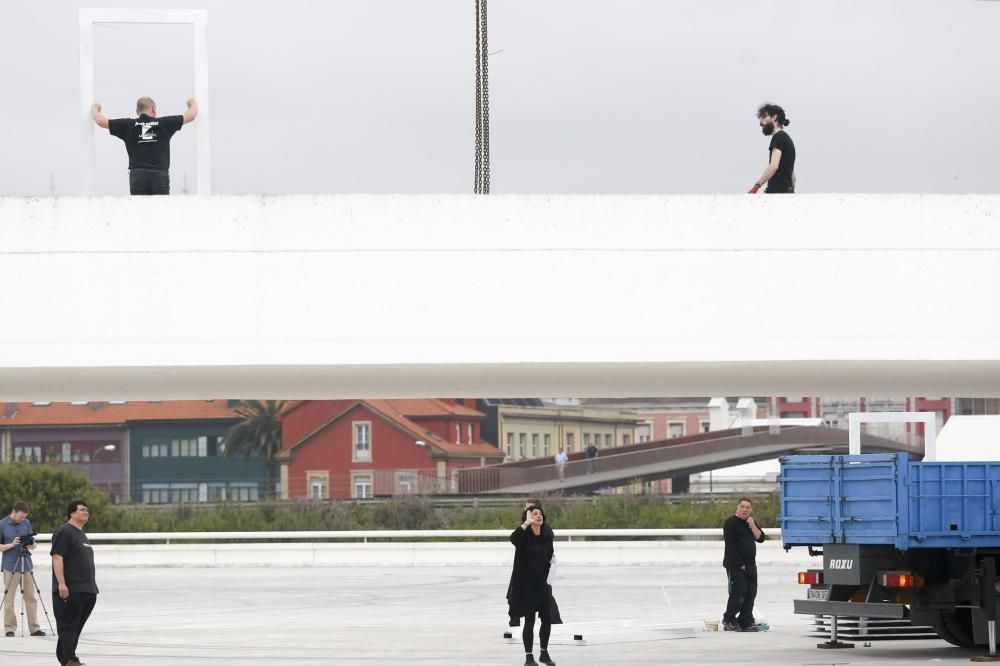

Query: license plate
[807,588,829,601]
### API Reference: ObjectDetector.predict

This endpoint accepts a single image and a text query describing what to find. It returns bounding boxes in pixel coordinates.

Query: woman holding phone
[507,504,556,666]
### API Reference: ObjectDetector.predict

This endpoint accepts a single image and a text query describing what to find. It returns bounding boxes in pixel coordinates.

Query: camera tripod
[1,545,55,637]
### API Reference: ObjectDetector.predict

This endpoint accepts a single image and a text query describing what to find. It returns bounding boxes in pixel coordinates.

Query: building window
[455,423,461,444]
[668,422,685,438]
[583,433,592,448]
[506,432,514,458]
[142,484,170,503]
[566,432,575,453]
[353,473,373,499]
[701,421,711,433]
[171,437,209,458]
[395,471,418,494]
[637,424,652,443]
[604,434,612,448]
[518,433,526,459]
[13,446,42,463]
[543,434,552,457]
[353,422,372,461]
[308,471,329,500]
[170,483,199,503]
[142,443,170,458]
[623,434,631,447]
[467,423,473,444]
[229,483,259,502]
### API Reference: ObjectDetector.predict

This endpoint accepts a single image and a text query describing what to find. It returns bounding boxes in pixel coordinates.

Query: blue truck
[780,452,1000,649]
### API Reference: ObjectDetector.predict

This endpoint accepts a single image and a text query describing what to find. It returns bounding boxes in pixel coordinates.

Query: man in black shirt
[721,497,766,631]
[585,442,599,474]
[749,103,795,194]
[50,500,98,666]
[91,96,198,195]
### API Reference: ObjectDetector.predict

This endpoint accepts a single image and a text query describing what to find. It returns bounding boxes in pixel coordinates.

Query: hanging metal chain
[474,0,491,194]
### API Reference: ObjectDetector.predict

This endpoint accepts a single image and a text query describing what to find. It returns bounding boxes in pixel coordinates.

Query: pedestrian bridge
[456,426,923,495]
[1,194,998,400]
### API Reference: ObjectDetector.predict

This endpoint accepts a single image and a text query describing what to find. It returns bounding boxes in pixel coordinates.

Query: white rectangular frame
[848,411,937,461]
[79,8,210,194]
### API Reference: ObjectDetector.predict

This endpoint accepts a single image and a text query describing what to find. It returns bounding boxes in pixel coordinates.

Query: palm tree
[222,400,287,499]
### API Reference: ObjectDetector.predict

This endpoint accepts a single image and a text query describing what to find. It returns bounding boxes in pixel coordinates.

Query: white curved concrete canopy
[1,194,998,400]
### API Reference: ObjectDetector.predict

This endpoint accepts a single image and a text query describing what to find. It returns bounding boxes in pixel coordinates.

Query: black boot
[539,650,556,666]
[524,655,537,665]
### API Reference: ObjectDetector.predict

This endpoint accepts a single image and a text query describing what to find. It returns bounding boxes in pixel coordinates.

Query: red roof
[0,401,240,427]
[369,398,485,419]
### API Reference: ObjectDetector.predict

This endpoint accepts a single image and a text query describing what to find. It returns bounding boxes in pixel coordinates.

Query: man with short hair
[722,497,766,631]
[1,501,45,637]
[51,500,98,666]
[749,103,796,194]
[91,96,198,195]
[553,447,568,481]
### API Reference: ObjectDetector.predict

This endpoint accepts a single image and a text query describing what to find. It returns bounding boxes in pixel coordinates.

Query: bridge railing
[457,427,924,492]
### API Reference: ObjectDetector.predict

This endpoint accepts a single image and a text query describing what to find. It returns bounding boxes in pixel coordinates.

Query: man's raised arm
[91,102,109,129]
[183,97,199,124]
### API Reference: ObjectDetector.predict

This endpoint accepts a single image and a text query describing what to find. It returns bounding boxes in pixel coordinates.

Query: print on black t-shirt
[108,114,184,171]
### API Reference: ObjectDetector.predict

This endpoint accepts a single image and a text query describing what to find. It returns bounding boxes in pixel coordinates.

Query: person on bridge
[748,103,795,194]
[508,504,557,666]
[585,441,598,474]
[90,96,198,195]
[721,497,766,632]
[553,447,568,481]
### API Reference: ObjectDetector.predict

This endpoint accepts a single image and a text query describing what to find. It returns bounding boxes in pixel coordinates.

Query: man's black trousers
[129,168,170,195]
[723,566,757,628]
[53,592,97,665]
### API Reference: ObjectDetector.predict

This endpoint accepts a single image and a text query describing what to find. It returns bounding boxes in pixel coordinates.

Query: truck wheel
[939,610,977,648]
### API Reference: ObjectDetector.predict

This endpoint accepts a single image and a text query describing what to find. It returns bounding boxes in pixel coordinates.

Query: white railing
[29,528,780,543]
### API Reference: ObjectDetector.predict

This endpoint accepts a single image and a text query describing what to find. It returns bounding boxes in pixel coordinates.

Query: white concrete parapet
[26,540,812,569]
[3,193,999,399]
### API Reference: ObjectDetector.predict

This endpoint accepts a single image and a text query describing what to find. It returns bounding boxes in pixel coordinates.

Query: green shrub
[83,493,779,534]
[0,463,110,532]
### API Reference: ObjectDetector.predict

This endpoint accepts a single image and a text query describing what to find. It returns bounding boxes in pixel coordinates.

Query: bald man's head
[136,96,157,116]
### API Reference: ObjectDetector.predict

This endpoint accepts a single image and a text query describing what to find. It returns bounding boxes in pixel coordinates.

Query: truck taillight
[880,572,920,588]
[798,571,822,585]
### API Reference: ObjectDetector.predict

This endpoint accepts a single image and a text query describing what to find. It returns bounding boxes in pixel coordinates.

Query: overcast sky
[1,0,999,196]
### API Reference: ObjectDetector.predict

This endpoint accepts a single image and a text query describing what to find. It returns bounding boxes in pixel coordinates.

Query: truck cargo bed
[780,453,1000,549]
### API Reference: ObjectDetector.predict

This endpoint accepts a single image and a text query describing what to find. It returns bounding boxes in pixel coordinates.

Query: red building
[275,399,504,499]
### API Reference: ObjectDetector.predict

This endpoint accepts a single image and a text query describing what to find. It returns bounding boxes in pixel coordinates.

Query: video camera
[16,532,38,547]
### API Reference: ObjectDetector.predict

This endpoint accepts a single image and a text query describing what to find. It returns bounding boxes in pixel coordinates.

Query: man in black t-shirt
[91,96,198,195]
[721,497,766,631]
[749,103,796,194]
[50,500,98,666]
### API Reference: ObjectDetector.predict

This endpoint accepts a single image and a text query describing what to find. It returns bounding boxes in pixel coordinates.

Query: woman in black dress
[508,505,556,666]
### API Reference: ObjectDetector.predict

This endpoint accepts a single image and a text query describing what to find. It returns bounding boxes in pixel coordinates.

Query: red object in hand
[748,184,760,194]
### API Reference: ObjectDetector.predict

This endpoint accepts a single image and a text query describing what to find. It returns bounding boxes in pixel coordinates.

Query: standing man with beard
[721,497,766,632]
[749,103,796,194]
[51,500,98,666]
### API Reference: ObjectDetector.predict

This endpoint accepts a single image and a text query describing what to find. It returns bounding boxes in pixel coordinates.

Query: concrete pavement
[0,564,981,665]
